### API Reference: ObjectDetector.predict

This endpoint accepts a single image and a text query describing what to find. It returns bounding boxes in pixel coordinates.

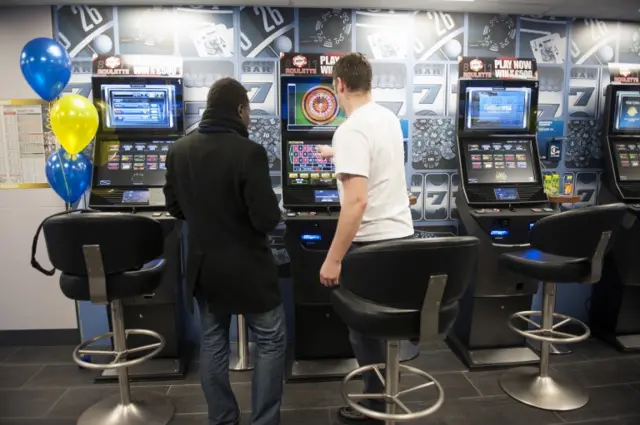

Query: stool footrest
[508,310,590,344]
[72,329,165,371]
[342,363,444,422]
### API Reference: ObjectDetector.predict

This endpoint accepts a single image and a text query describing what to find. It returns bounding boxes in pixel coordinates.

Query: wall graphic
[53,6,640,231]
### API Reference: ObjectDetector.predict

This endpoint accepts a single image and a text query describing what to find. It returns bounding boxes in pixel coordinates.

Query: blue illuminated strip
[301,234,322,241]
[490,229,510,237]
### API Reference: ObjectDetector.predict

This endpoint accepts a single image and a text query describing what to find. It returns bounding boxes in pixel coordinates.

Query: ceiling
[1,0,640,22]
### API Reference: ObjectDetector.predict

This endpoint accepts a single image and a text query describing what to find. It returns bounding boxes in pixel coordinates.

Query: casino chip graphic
[565,120,604,169]
[248,118,281,170]
[301,86,339,126]
[480,15,516,53]
[412,119,457,170]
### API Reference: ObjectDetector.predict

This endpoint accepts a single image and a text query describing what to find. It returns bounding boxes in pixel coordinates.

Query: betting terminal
[278,52,357,381]
[448,57,555,369]
[592,63,640,352]
[90,55,189,381]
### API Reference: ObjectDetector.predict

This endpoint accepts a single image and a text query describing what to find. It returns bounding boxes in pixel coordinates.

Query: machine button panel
[152,212,162,217]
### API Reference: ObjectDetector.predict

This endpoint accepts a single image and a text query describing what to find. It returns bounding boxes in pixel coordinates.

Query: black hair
[332,53,373,93]
[206,77,249,111]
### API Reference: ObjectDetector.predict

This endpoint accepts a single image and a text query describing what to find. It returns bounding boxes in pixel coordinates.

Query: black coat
[163,111,282,314]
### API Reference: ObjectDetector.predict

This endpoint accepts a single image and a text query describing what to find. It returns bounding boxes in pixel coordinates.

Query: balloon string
[50,100,72,211]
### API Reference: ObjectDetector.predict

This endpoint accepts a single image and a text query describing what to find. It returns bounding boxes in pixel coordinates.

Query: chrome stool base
[77,390,175,425]
[500,366,589,411]
[342,362,444,423]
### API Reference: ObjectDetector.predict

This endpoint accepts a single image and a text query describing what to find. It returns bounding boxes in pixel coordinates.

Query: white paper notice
[0,102,48,186]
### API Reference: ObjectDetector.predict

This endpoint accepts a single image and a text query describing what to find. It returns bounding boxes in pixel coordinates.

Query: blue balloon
[45,148,92,204]
[20,37,72,102]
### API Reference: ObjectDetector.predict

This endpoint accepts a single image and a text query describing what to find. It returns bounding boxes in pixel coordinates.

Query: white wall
[0,7,77,331]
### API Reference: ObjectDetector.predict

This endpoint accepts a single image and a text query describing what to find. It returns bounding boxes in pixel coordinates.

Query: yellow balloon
[50,94,99,155]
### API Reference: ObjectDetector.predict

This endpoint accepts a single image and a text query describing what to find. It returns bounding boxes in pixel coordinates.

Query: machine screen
[466,87,530,131]
[283,78,346,132]
[95,139,174,187]
[122,190,149,204]
[99,82,180,130]
[614,91,640,131]
[285,141,336,187]
[464,140,538,184]
[314,190,339,203]
[494,187,519,201]
[613,142,640,181]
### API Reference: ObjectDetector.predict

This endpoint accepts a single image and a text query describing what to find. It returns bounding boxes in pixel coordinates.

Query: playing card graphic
[530,33,565,64]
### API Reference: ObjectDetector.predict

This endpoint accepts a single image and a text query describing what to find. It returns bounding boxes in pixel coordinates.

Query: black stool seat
[500,250,590,283]
[332,289,459,340]
[60,259,165,301]
[42,212,166,302]
[331,236,479,424]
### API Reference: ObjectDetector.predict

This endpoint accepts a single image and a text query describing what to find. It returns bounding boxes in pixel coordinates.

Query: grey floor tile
[462,370,505,397]
[409,395,560,425]
[551,358,640,387]
[4,347,75,365]
[282,381,351,410]
[572,339,638,361]
[47,385,169,418]
[0,365,43,389]
[400,372,480,403]
[406,349,467,374]
[168,383,252,414]
[0,347,18,362]
[25,365,99,388]
[564,415,640,425]
[0,388,66,418]
[170,409,331,425]
[556,384,640,423]
[418,341,450,353]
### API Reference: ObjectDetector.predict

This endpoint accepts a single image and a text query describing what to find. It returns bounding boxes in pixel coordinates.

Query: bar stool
[331,237,480,424]
[41,212,175,425]
[498,203,630,411]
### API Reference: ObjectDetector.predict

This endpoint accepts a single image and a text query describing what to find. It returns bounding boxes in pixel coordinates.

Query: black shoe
[337,406,383,424]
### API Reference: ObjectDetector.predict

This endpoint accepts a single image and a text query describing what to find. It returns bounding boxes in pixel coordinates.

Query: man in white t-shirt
[318,53,414,424]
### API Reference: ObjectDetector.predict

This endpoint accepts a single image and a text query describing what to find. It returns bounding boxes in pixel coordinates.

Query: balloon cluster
[20,37,98,204]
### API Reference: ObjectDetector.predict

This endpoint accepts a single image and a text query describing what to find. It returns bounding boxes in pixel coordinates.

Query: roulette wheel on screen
[301,86,339,125]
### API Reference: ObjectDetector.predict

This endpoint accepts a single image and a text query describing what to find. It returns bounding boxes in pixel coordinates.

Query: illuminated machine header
[92,55,183,78]
[280,52,345,77]
[609,63,640,84]
[458,56,538,81]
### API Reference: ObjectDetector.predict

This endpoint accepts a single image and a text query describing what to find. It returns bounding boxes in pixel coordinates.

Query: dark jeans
[349,235,414,412]
[197,297,287,425]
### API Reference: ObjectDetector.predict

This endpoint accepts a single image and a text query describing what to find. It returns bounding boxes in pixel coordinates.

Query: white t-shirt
[332,102,414,242]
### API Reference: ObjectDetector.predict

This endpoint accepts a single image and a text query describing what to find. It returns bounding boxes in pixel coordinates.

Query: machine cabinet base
[592,329,640,352]
[447,335,539,370]
[288,358,359,382]
[96,358,187,383]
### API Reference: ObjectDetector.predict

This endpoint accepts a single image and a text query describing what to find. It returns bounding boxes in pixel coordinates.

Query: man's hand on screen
[318,145,335,159]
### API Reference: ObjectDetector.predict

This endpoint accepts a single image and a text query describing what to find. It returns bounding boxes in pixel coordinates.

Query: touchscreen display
[613,142,640,181]
[614,91,640,131]
[465,140,537,184]
[283,78,346,132]
[286,141,336,187]
[97,79,183,132]
[466,87,530,131]
[96,140,174,187]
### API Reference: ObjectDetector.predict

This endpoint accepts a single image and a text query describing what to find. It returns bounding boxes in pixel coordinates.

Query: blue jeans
[197,297,287,425]
[349,329,386,412]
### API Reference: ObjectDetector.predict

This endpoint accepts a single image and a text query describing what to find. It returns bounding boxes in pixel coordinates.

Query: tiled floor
[0,339,639,424]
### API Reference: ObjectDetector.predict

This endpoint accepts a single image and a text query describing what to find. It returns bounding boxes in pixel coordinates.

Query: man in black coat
[164,78,285,425]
